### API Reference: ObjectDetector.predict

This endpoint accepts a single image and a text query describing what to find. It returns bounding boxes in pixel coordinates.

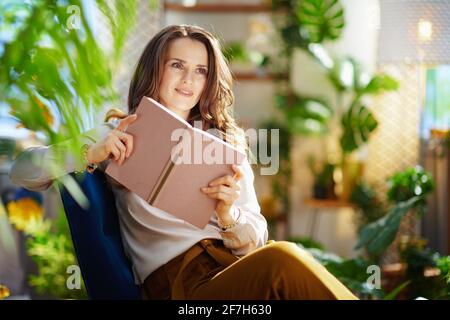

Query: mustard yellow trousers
[143,239,358,300]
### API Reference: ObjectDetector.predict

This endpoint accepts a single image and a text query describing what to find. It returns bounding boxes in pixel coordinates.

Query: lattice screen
[379,0,450,64]
[364,64,423,263]
[365,64,421,198]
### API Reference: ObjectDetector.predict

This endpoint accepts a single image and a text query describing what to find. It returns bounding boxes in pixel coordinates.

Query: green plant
[223,41,270,69]
[387,166,435,211]
[437,256,450,285]
[350,182,387,262]
[328,58,399,155]
[340,102,378,154]
[350,183,386,230]
[355,196,421,258]
[0,1,156,299]
[223,42,248,64]
[349,167,447,299]
[273,0,345,49]
[295,243,384,299]
[296,0,345,43]
[26,211,88,299]
[271,0,338,136]
[355,166,435,260]
[398,238,450,299]
[288,236,325,250]
[0,0,153,206]
[276,94,333,135]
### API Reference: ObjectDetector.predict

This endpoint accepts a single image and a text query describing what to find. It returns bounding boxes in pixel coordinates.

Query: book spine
[147,136,185,204]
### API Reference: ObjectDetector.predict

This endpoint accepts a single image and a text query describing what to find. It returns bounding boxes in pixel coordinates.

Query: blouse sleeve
[9,123,114,192]
[216,158,269,256]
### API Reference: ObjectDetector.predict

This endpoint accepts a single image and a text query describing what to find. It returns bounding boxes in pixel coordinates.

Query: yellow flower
[0,285,10,300]
[7,198,44,234]
[33,96,54,126]
[0,201,6,217]
[9,96,54,128]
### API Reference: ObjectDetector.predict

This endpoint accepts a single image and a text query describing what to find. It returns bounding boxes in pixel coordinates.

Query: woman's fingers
[201,185,240,203]
[108,143,121,162]
[107,135,126,164]
[231,164,243,180]
[208,164,243,188]
[203,191,238,204]
[116,114,138,132]
[105,129,133,163]
[114,131,134,158]
[208,174,241,190]
[115,139,127,165]
[202,185,234,194]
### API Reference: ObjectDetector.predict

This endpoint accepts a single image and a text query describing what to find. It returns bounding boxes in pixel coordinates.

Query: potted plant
[308,156,336,199]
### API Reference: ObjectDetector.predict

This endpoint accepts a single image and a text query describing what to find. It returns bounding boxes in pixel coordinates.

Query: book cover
[105,97,246,228]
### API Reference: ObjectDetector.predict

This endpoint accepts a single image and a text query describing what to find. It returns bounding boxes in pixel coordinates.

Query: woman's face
[158,37,209,120]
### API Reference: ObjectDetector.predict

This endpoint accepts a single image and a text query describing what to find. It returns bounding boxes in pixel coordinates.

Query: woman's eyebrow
[169,58,207,68]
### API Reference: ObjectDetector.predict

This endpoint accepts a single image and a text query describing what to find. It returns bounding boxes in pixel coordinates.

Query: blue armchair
[59,170,142,300]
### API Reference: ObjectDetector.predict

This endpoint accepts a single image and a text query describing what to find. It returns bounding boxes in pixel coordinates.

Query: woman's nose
[181,69,194,84]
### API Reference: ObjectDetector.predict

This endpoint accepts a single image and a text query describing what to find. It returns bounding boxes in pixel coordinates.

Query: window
[421,65,450,138]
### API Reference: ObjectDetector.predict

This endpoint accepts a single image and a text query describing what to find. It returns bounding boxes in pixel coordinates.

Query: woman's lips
[175,88,193,97]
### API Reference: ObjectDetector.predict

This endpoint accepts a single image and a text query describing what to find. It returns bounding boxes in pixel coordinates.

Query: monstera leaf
[340,103,378,153]
[359,74,400,96]
[284,98,333,135]
[355,197,421,256]
[296,0,345,43]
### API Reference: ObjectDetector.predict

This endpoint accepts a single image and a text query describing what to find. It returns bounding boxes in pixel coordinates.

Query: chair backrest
[59,171,141,300]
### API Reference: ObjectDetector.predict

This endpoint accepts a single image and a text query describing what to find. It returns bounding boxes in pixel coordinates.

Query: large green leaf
[328,57,355,92]
[306,43,334,71]
[355,197,421,256]
[303,246,384,298]
[96,0,138,62]
[340,103,378,153]
[360,74,400,95]
[296,0,345,43]
[383,280,411,300]
[286,98,332,135]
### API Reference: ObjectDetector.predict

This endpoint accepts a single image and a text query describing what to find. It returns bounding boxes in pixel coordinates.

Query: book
[105,97,246,229]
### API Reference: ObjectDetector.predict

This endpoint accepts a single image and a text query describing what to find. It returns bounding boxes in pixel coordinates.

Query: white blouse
[9,123,268,284]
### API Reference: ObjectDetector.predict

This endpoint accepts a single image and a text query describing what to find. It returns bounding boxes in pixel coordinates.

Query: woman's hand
[201,164,243,225]
[86,114,137,166]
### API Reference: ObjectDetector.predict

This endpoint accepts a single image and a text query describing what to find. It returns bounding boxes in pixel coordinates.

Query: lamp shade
[378,0,450,64]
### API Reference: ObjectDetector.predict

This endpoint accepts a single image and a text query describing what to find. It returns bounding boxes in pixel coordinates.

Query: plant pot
[313,184,328,199]
[340,159,364,202]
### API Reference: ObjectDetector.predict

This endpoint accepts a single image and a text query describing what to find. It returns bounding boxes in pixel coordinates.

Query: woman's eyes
[171,62,207,75]
[171,62,183,69]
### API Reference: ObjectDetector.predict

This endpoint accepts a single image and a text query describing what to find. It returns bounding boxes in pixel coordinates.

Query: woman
[10,25,357,300]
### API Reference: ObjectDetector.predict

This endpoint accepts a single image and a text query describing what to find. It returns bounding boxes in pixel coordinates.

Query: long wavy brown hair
[108,24,248,155]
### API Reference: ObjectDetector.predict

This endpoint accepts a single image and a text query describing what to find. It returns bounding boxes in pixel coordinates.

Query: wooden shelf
[303,198,356,209]
[164,2,272,13]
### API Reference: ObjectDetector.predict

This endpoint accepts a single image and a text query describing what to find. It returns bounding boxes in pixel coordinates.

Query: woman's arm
[10,113,137,192]
[9,123,115,191]
[216,159,269,256]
